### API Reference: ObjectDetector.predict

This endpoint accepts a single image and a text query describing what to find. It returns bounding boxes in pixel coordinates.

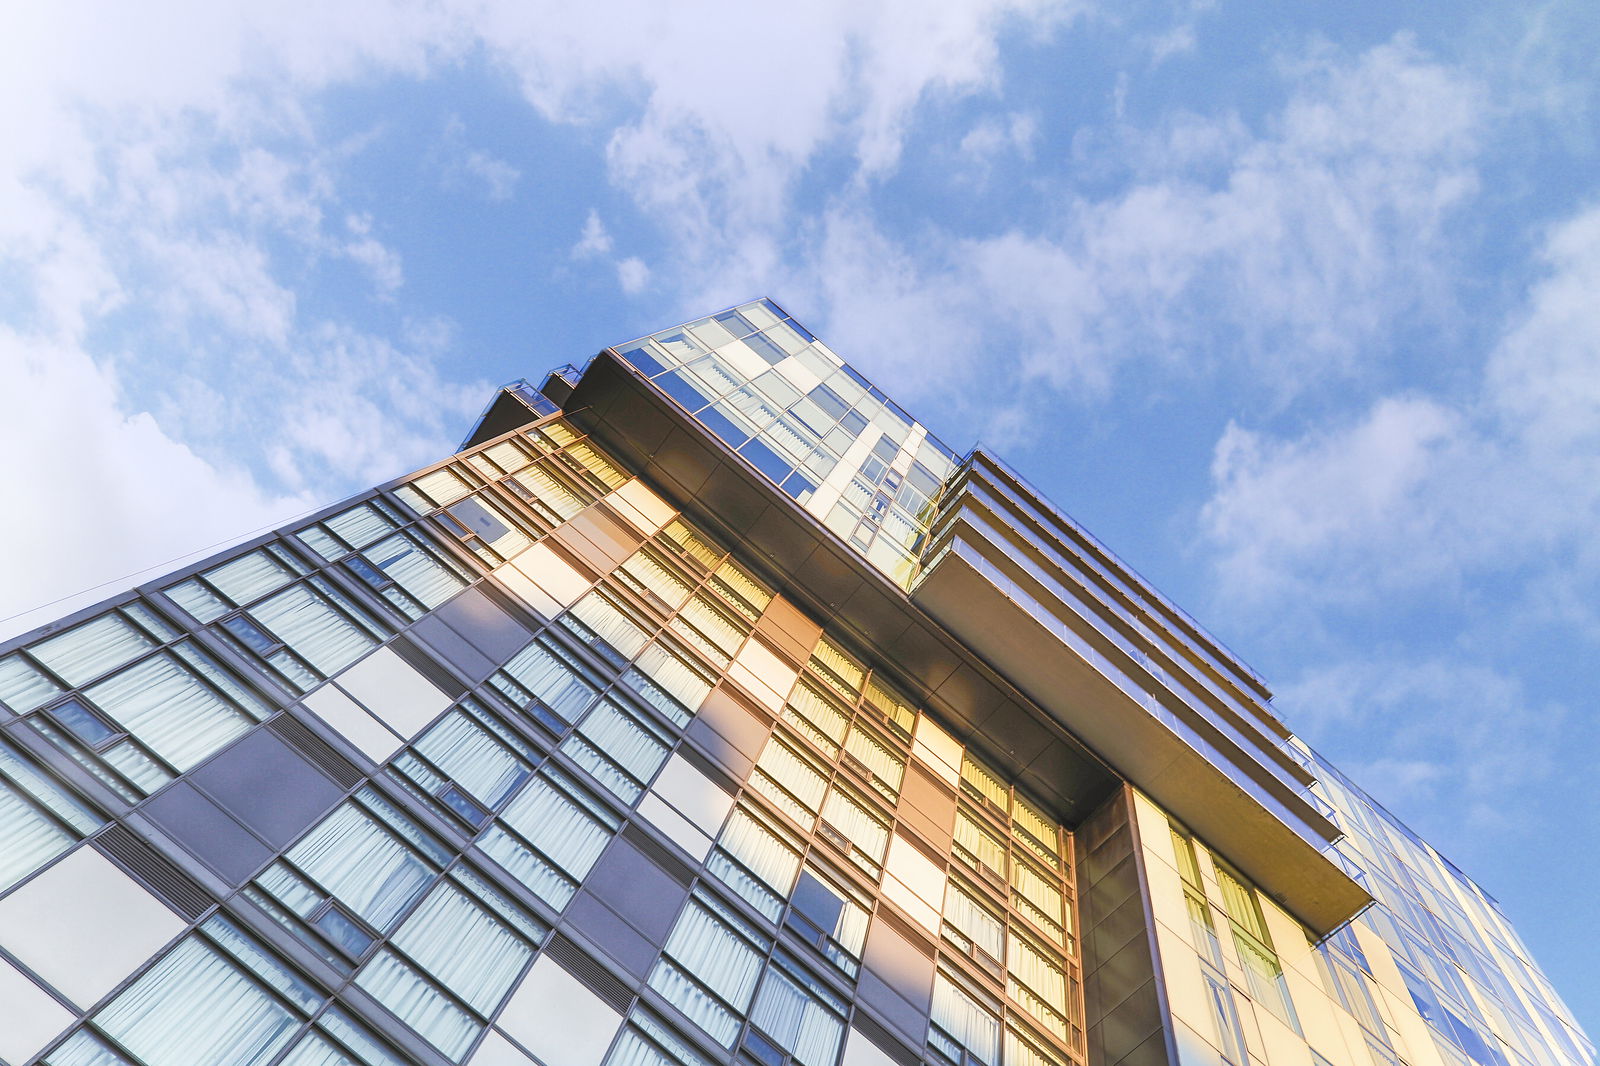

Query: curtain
[753,739,826,823]
[623,550,691,609]
[413,468,472,506]
[45,1031,133,1066]
[205,551,297,607]
[0,777,74,892]
[650,898,765,1046]
[570,593,650,659]
[0,652,62,712]
[389,882,532,1015]
[32,613,156,687]
[87,652,250,772]
[96,937,299,1066]
[499,773,613,875]
[960,757,1009,810]
[1010,862,1063,926]
[166,579,231,623]
[254,585,377,678]
[820,790,887,864]
[566,702,667,796]
[630,643,711,718]
[678,596,745,657]
[944,884,1005,960]
[750,967,845,1066]
[930,975,999,1066]
[326,503,398,551]
[369,533,465,610]
[287,804,432,932]
[954,814,1007,879]
[844,726,905,792]
[515,464,586,519]
[1011,796,1059,859]
[710,808,801,920]
[1005,1027,1066,1066]
[787,682,848,746]
[500,643,598,723]
[415,712,531,810]
[354,949,479,1061]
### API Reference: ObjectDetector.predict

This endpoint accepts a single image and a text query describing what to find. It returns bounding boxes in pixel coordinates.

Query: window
[709,805,803,921]
[649,893,769,1047]
[560,698,672,803]
[479,767,619,909]
[746,952,846,1066]
[930,973,1001,1066]
[0,737,100,891]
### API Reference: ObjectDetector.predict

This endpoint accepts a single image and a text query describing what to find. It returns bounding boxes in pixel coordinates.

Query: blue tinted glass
[742,332,788,366]
[345,556,391,590]
[740,438,792,484]
[713,310,754,337]
[840,410,869,437]
[808,385,849,422]
[785,316,813,342]
[448,498,510,542]
[314,905,376,958]
[221,614,279,654]
[791,872,844,936]
[617,342,667,378]
[51,697,118,747]
[780,472,816,502]
[656,371,714,413]
[440,784,491,828]
[697,407,750,449]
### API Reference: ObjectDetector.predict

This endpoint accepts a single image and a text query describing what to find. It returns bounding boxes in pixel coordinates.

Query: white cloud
[616,257,651,294]
[463,151,520,201]
[1200,200,1600,613]
[572,210,613,259]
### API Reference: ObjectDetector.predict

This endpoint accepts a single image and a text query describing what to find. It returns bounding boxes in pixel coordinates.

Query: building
[0,299,1589,1066]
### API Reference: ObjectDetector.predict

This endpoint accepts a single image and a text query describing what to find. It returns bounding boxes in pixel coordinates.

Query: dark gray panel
[792,547,861,612]
[564,892,660,980]
[650,430,717,498]
[1112,1028,1173,1066]
[1086,825,1136,886]
[143,782,271,884]
[1092,933,1156,1018]
[838,583,912,649]
[856,970,930,1052]
[192,729,343,849]
[434,587,533,664]
[699,466,771,536]
[1089,887,1149,966]
[1100,980,1163,1065]
[585,836,690,943]
[409,615,496,683]
[1088,855,1142,926]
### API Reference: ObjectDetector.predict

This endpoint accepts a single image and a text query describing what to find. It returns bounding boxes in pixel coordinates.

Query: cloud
[463,151,520,202]
[572,210,613,259]
[1199,200,1600,613]
[616,257,651,294]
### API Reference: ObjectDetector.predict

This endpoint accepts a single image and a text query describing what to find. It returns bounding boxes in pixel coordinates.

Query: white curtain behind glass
[87,653,251,771]
[287,804,432,931]
[96,937,299,1066]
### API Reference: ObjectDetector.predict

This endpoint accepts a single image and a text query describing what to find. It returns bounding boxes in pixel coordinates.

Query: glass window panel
[844,725,904,795]
[86,651,253,772]
[944,882,1005,961]
[784,681,848,755]
[931,974,1000,1065]
[567,591,651,661]
[1008,932,1070,1039]
[820,788,888,866]
[486,769,616,904]
[753,738,827,830]
[389,882,532,1015]
[413,468,473,507]
[286,804,434,932]
[678,594,746,657]
[510,463,588,520]
[95,936,299,1066]
[252,584,379,679]
[1005,1026,1068,1066]
[0,652,63,712]
[809,637,863,694]
[862,676,916,737]
[354,949,479,1059]
[622,548,692,610]
[661,520,722,570]
[630,641,712,719]
[1012,796,1059,858]
[1011,860,1064,930]
[751,960,846,1066]
[202,915,323,1013]
[961,755,1009,812]
[712,806,802,920]
[566,442,628,490]
[0,760,79,891]
[414,708,533,810]
[562,700,670,802]
[31,613,157,687]
[167,579,232,623]
[366,533,467,610]
[497,641,599,724]
[650,896,767,1047]
[954,812,1007,880]
[207,550,301,605]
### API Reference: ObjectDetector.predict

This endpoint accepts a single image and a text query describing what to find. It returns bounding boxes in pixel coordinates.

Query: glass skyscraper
[0,300,1588,1066]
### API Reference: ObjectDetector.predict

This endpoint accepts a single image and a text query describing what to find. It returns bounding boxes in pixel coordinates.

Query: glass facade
[0,304,1586,1066]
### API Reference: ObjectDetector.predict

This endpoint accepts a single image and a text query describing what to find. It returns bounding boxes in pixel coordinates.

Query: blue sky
[2,0,1597,1033]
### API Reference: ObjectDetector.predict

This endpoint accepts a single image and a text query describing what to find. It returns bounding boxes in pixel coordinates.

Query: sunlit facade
[0,300,1588,1066]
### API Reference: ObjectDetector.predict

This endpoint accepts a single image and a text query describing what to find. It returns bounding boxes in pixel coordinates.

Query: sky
[1,0,1597,1037]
